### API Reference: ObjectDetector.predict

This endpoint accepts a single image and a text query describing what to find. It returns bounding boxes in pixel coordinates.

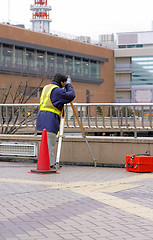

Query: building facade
[0,23,114,105]
[115,31,153,103]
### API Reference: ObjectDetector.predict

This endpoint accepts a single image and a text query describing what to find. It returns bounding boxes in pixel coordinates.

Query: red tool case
[125,154,153,173]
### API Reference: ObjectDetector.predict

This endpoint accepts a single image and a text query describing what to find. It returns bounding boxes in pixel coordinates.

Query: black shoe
[50,164,62,169]
[50,165,56,169]
[57,164,62,168]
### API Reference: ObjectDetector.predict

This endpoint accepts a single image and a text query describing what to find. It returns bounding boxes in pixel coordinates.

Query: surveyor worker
[36,73,75,168]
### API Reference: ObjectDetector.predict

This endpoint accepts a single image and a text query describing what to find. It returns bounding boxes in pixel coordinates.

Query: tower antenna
[8,0,10,23]
[30,0,52,33]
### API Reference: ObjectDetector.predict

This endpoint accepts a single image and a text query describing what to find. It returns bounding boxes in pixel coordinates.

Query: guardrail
[1,103,153,137]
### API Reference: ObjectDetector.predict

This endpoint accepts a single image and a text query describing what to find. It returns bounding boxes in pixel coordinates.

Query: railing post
[120,108,123,136]
[134,130,137,138]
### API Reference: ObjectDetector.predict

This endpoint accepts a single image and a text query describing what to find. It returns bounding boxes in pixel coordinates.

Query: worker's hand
[66,76,72,84]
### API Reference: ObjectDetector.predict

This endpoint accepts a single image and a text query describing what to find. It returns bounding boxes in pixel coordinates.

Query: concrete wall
[0,135,153,167]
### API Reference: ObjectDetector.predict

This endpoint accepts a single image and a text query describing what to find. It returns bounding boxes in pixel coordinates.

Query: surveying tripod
[55,102,97,170]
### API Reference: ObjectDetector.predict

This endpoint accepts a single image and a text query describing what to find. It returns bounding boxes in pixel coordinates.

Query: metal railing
[0,103,39,135]
[1,103,153,137]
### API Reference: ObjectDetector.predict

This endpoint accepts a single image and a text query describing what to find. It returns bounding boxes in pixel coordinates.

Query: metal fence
[1,103,153,137]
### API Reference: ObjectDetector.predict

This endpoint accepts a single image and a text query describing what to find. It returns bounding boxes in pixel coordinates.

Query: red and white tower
[30,0,52,33]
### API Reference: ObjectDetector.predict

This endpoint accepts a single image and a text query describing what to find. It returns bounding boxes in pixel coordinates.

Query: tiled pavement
[0,162,153,239]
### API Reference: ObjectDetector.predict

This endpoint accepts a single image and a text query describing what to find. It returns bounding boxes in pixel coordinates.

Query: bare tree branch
[1,77,44,134]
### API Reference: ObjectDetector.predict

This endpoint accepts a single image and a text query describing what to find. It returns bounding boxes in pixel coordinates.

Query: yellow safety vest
[40,84,61,116]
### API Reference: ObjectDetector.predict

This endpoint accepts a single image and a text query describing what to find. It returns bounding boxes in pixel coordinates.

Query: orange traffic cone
[31,129,56,174]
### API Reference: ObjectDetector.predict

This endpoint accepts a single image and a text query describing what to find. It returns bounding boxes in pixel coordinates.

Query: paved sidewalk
[0,162,153,240]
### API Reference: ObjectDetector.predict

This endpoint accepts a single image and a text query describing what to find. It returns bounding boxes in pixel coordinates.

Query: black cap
[53,73,68,84]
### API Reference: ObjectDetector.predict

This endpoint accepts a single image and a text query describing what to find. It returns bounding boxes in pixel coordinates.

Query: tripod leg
[55,105,67,170]
[84,137,97,167]
[70,102,97,167]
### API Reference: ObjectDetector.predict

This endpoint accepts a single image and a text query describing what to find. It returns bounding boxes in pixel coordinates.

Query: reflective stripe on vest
[40,84,61,116]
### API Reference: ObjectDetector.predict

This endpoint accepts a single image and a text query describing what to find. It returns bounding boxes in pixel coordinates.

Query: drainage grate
[0,142,38,157]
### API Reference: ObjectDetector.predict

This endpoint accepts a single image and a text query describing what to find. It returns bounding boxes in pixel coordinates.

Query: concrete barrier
[60,136,153,167]
[0,135,153,167]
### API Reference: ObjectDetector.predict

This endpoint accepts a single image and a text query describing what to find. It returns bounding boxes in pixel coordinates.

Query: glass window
[136,44,143,48]
[132,56,153,85]
[82,59,89,76]
[0,44,2,64]
[74,57,81,75]
[26,49,34,69]
[119,45,126,48]
[47,53,54,73]
[127,45,135,48]
[65,56,73,75]
[37,51,44,70]
[0,44,102,80]
[97,62,100,78]
[3,44,13,66]
[15,47,23,67]
[56,54,64,72]
[90,60,97,77]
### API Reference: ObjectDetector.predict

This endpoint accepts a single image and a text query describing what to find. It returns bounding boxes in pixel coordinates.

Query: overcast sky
[1,0,153,40]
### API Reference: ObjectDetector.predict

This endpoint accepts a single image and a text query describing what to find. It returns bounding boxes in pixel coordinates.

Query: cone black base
[31,169,57,173]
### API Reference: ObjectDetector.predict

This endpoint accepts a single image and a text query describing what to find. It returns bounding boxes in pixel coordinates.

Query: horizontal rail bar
[0,103,153,137]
